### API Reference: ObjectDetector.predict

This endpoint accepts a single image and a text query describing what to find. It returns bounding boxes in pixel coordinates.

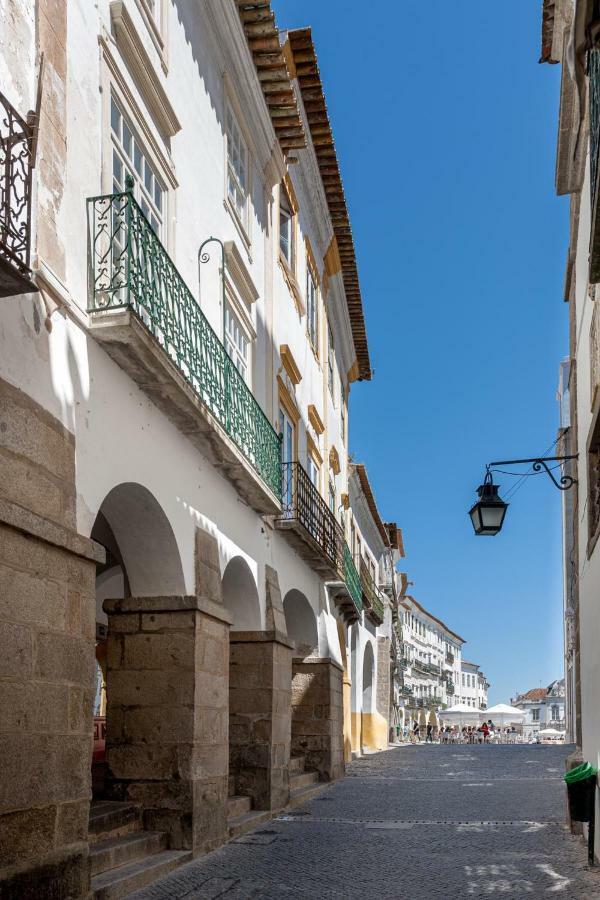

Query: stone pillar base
[291,658,345,781]
[104,595,232,855]
[229,631,292,811]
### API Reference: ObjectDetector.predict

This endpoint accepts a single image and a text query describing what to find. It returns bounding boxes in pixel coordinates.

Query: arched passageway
[361,642,376,752]
[283,589,318,657]
[90,482,185,798]
[222,555,261,631]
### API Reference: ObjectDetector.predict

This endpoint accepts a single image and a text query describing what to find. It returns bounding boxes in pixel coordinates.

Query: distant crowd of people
[397,720,520,744]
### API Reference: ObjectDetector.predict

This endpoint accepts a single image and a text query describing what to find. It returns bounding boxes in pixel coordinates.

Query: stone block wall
[0,377,102,899]
[291,658,345,781]
[229,632,292,811]
[104,596,231,855]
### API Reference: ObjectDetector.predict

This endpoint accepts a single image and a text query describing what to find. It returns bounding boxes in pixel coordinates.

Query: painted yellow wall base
[343,678,352,762]
[361,711,388,752]
[351,712,362,754]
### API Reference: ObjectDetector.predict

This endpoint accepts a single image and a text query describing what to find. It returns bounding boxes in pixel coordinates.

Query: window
[224,304,249,382]
[280,188,293,267]
[307,268,318,352]
[532,708,540,722]
[341,389,346,442]
[329,477,336,514]
[307,453,319,489]
[462,674,465,687]
[327,321,335,396]
[111,95,164,236]
[551,704,560,720]
[226,105,249,227]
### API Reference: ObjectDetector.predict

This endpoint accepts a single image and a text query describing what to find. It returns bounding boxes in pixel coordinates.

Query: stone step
[289,755,305,774]
[89,802,141,844]
[227,795,252,819]
[90,831,167,877]
[289,770,318,790]
[288,781,329,810]
[91,849,191,900]
[228,809,272,839]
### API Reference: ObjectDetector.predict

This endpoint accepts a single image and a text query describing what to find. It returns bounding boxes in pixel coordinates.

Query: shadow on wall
[283,589,318,657]
[222,555,261,630]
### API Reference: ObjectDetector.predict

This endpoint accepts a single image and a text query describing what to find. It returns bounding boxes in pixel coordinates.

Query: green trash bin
[564,764,597,823]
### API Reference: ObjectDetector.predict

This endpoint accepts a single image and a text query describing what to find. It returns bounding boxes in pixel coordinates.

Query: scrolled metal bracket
[198,236,225,311]
[488,455,578,492]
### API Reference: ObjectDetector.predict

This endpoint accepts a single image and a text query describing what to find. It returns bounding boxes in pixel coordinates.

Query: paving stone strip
[130,745,600,900]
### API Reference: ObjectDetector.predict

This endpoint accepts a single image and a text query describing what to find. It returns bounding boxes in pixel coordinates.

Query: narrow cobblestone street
[130,745,600,899]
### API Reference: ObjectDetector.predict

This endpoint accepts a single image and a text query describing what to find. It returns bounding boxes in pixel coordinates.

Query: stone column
[291,657,345,781]
[0,376,104,900]
[104,595,232,855]
[375,636,391,749]
[229,631,292,811]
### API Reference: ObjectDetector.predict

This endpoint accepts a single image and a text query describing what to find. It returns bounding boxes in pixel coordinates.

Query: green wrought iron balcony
[87,190,281,513]
[341,543,363,618]
[359,559,385,625]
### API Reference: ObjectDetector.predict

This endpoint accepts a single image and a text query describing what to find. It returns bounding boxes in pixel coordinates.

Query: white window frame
[134,0,168,67]
[110,93,166,238]
[327,320,335,398]
[224,302,251,384]
[279,187,294,269]
[307,267,318,354]
[225,100,251,244]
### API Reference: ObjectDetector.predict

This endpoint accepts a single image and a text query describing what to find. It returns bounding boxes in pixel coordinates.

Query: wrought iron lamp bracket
[198,236,226,312]
[487,456,578,492]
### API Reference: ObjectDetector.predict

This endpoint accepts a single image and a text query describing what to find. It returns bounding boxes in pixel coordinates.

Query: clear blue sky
[273,1,568,704]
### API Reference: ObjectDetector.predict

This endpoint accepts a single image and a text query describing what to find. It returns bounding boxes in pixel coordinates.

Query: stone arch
[92,482,185,597]
[222,555,261,631]
[283,589,318,657]
[362,642,375,714]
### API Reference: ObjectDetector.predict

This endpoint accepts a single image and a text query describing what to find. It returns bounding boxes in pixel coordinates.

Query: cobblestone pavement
[130,744,600,899]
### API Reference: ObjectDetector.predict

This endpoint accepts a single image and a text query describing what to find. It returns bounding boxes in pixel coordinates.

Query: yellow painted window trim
[280,344,302,385]
[278,376,301,425]
[307,403,325,435]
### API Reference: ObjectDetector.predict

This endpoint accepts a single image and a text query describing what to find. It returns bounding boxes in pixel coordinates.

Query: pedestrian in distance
[426,723,433,743]
[413,720,420,743]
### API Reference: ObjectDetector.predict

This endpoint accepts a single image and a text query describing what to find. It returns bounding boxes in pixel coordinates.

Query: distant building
[460,661,490,711]
[512,680,566,740]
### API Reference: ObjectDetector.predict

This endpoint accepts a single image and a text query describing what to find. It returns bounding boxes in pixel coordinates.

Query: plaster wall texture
[0,0,366,662]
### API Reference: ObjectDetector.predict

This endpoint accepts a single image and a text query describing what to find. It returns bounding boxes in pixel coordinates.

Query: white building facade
[0,3,391,897]
[460,661,489,711]
[512,681,567,740]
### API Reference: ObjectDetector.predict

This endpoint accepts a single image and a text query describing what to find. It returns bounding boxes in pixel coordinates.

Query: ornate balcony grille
[279,461,342,567]
[0,92,34,295]
[87,190,281,497]
[342,542,362,614]
[359,559,385,623]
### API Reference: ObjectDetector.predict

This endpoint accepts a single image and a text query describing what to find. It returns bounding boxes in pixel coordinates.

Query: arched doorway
[350,624,360,754]
[90,483,185,798]
[283,589,318,657]
[361,642,375,752]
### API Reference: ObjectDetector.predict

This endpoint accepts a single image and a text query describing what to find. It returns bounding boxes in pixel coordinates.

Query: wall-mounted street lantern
[469,470,509,536]
[469,456,577,536]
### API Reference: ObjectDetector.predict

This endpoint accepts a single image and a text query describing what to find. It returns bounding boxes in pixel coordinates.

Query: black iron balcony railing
[279,460,341,568]
[399,685,413,698]
[0,92,34,297]
[277,460,362,616]
[360,559,385,624]
[87,190,281,497]
[445,652,455,665]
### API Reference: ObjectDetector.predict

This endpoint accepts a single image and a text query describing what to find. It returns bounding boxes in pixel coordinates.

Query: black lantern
[469,470,508,536]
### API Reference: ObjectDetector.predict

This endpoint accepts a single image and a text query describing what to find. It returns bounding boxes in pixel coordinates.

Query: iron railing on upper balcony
[342,542,362,614]
[279,460,342,567]
[359,559,385,623]
[87,190,282,497]
[0,92,33,282]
